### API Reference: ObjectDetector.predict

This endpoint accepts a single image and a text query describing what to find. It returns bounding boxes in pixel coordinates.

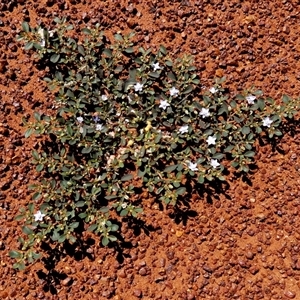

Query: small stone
[117,269,127,278]
[133,289,142,297]
[245,251,254,260]
[284,290,296,298]
[138,267,147,276]
[61,277,72,286]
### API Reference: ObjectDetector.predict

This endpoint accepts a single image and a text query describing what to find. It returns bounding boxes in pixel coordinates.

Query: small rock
[284,290,296,299]
[117,269,127,278]
[245,251,254,260]
[138,267,147,276]
[61,277,72,286]
[133,289,142,298]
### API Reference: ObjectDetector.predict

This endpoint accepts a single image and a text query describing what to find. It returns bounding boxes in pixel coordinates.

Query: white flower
[77,116,83,123]
[159,99,170,110]
[101,95,108,101]
[210,159,220,169]
[199,108,210,118]
[38,28,45,47]
[152,62,162,72]
[188,161,198,172]
[207,135,217,146]
[34,211,45,222]
[134,82,143,92]
[209,87,218,94]
[96,124,103,131]
[246,94,256,104]
[121,203,127,209]
[170,86,179,97]
[263,116,273,128]
[179,125,189,134]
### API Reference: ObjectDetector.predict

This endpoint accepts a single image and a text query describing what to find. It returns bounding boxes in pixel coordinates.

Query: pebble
[133,289,142,297]
[138,267,147,276]
[284,290,296,299]
[61,277,72,286]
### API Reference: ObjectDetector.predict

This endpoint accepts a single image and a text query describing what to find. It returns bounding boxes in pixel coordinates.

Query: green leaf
[120,209,128,217]
[78,45,85,56]
[33,112,41,121]
[124,47,134,53]
[22,22,30,32]
[22,226,33,235]
[212,153,224,160]
[102,236,109,246]
[24,128,34,138]
[103,48,112,57]
[114,33,123,41]
[58,235,66,243]
[282,94,290,104]
[70,222,79,229]
[111,224,119,231]
[32,192,41,201]
[121,174,133,181]
[159,45,167,55]
[82,146,92,154]
[241,126,250,135]
[82,28,91,35]
[149,72,160,78]
[24,42,34,50]
[13,261,25,270]
[75,201,85,207]
[183,85,193,94]
[176,187,186,195]
[244,151,255,158]
[36,164,44,172]
[108,235,117,242]
[9,250,22,259]
[87,224,98,232]
[164,165,177,173]
[50,54,60,63]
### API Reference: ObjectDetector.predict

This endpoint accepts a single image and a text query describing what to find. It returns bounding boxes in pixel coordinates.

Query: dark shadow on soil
[36,237,95,295]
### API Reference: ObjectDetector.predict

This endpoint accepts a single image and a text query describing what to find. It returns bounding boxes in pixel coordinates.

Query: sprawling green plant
[9,18,299,270]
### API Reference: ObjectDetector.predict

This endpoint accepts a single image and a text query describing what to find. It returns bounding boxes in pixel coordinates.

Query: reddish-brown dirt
[1,0,300,299]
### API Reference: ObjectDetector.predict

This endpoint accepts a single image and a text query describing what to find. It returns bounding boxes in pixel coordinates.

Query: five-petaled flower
[246,94,256,105]
[263,116,273,127]
[101,95,108,101]
[188,161,198,172]
[96,124,103,131]
[210,159,220,169]
[170,86,179,97]
[34,211,45,222]
[134,82,143,92]
[151,62,161,72]
[77,116,83,123]
[159,99,170,110]
[179,125,189,134]
[209,87,218,94]
[199,108,210,118]
[207,135,217,146]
